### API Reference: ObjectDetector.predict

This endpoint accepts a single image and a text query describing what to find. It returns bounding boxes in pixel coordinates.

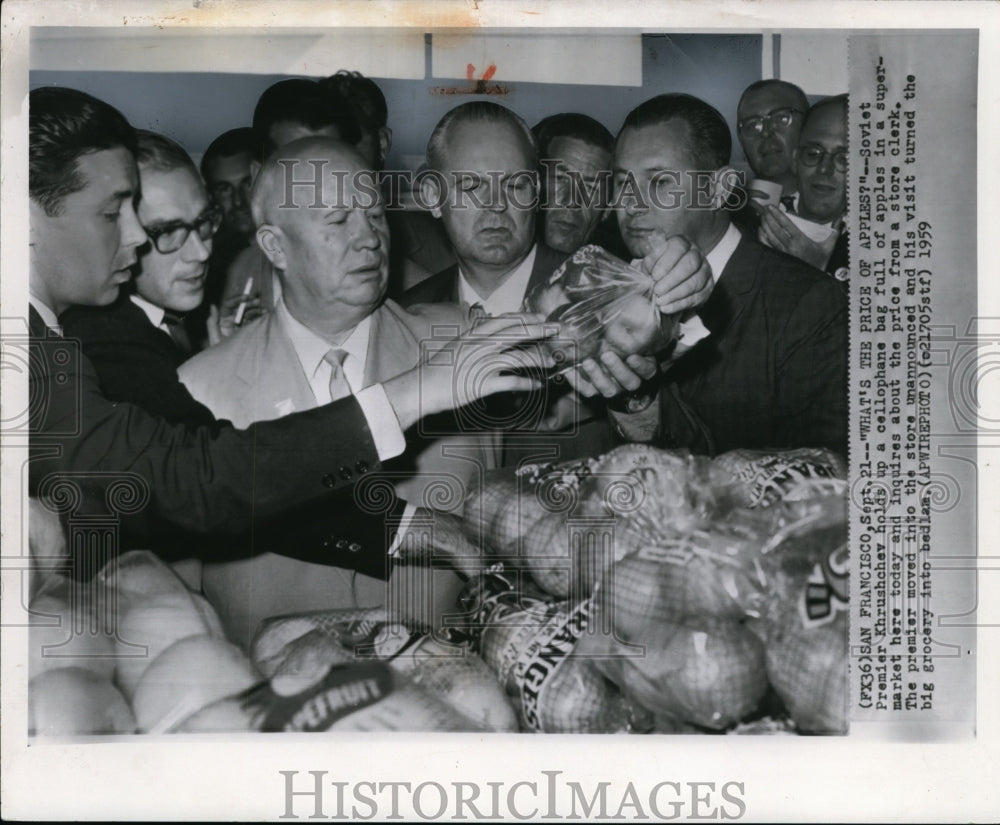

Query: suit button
[322,474,336,489]
[339,466,353,481]
[335,539,349,550]
[348,542,362,553]
[355,460,369,474]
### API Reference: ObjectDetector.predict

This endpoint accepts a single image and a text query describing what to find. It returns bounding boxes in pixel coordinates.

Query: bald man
[179,137,504,646]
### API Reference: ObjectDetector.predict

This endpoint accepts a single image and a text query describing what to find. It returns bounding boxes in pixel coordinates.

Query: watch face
[625,392,656,413]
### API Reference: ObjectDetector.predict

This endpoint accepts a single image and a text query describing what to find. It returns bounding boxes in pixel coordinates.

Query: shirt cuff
[387,503,419,557]
[354,383,406,462]
[675,313,710,357]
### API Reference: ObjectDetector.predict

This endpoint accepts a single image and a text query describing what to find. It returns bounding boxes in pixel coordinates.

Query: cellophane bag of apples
[460,443,849,735]
[525,244,679,366]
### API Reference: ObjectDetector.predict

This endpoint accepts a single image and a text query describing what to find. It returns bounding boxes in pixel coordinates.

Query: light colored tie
[323,348,352,402]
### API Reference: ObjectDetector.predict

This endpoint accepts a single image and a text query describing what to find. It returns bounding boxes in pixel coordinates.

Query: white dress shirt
[273,299,406,464]
[275,299,415,548]
[129,293,174,337]
[29,296,62,335]
[457,245,538,314]
[704,220,743,288]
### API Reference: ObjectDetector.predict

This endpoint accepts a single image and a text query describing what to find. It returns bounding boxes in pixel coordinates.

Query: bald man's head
[250,136,375,227]
[252,136,390,335]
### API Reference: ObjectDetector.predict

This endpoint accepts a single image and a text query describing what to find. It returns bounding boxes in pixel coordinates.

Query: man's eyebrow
[104,188,135,204]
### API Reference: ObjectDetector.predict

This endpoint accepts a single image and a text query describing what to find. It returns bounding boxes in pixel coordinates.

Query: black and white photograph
[1,1,997,821]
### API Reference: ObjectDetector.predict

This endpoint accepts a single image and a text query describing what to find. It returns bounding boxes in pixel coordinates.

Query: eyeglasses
[143,205,223,254]
[797,145,848,173]
[737,107,804,138]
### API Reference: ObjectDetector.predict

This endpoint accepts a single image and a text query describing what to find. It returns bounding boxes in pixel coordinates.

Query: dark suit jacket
[29,305,403,580]
[658,233,848,456]
[400,242,615,466]
[61,295,216,426]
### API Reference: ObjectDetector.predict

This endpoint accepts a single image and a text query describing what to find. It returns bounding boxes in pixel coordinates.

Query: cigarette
[232,275,255,326]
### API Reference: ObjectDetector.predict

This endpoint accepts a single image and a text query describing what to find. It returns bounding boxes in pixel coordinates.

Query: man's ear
[378,126,392,166]
[256,224,286,270]
[420,173,445,219]
[791,147,801,174]
[711,166,743,210]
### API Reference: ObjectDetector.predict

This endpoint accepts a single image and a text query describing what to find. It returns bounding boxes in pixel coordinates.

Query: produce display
[26,444,849,737]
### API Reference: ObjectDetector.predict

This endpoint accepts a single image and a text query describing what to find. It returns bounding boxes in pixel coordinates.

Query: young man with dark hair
[251,78,361,158]
[200,126,258,305]
[589,92,848,456]
[532,112,622,256]
[61,129,221,424]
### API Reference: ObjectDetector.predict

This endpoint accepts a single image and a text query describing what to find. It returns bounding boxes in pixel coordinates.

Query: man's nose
[488,185,510,212]
[183,228,212,263]
[622,191,646,216]
[816,152,836,175]
[353,214,382,248]
[120,203,148,249]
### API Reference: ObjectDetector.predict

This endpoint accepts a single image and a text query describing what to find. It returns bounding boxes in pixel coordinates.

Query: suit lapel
[527,243,568,295]
[362,303,423,387]
[122,298,184,365]
[233,315,316,420]
[702,235,759,334]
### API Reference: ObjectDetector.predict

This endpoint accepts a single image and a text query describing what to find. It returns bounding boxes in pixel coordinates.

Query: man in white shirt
[179,136,505,646]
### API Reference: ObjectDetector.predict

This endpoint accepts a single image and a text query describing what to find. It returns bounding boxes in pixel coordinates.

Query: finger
[580,357,624,399]
[492,311,546,324]
[468,316,557,340]
[759,221,783,250]
[480,374,545,398]
[652,247,708,298]
[561,365,599,398]
[655,262,714,314]
[759,209,781,235]
[625,353,659,380]
[767,205,795,232]
[645,235,694,280]
[599,351,642,392]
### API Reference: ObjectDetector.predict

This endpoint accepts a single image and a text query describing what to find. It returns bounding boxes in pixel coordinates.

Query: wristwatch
[607,388,656,414]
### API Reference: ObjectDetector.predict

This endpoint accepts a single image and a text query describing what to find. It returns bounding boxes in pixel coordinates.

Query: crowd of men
[28,71,849,647]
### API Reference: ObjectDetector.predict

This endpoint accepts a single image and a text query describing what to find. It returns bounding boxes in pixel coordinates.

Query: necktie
[162,311,192,357]
[323,348,352,402]
[780,194,797,214]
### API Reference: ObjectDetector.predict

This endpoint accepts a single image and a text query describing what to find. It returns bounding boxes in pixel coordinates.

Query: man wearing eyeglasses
[62,129,223,424]
[757,95,849,280]
[736,79,809,200]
